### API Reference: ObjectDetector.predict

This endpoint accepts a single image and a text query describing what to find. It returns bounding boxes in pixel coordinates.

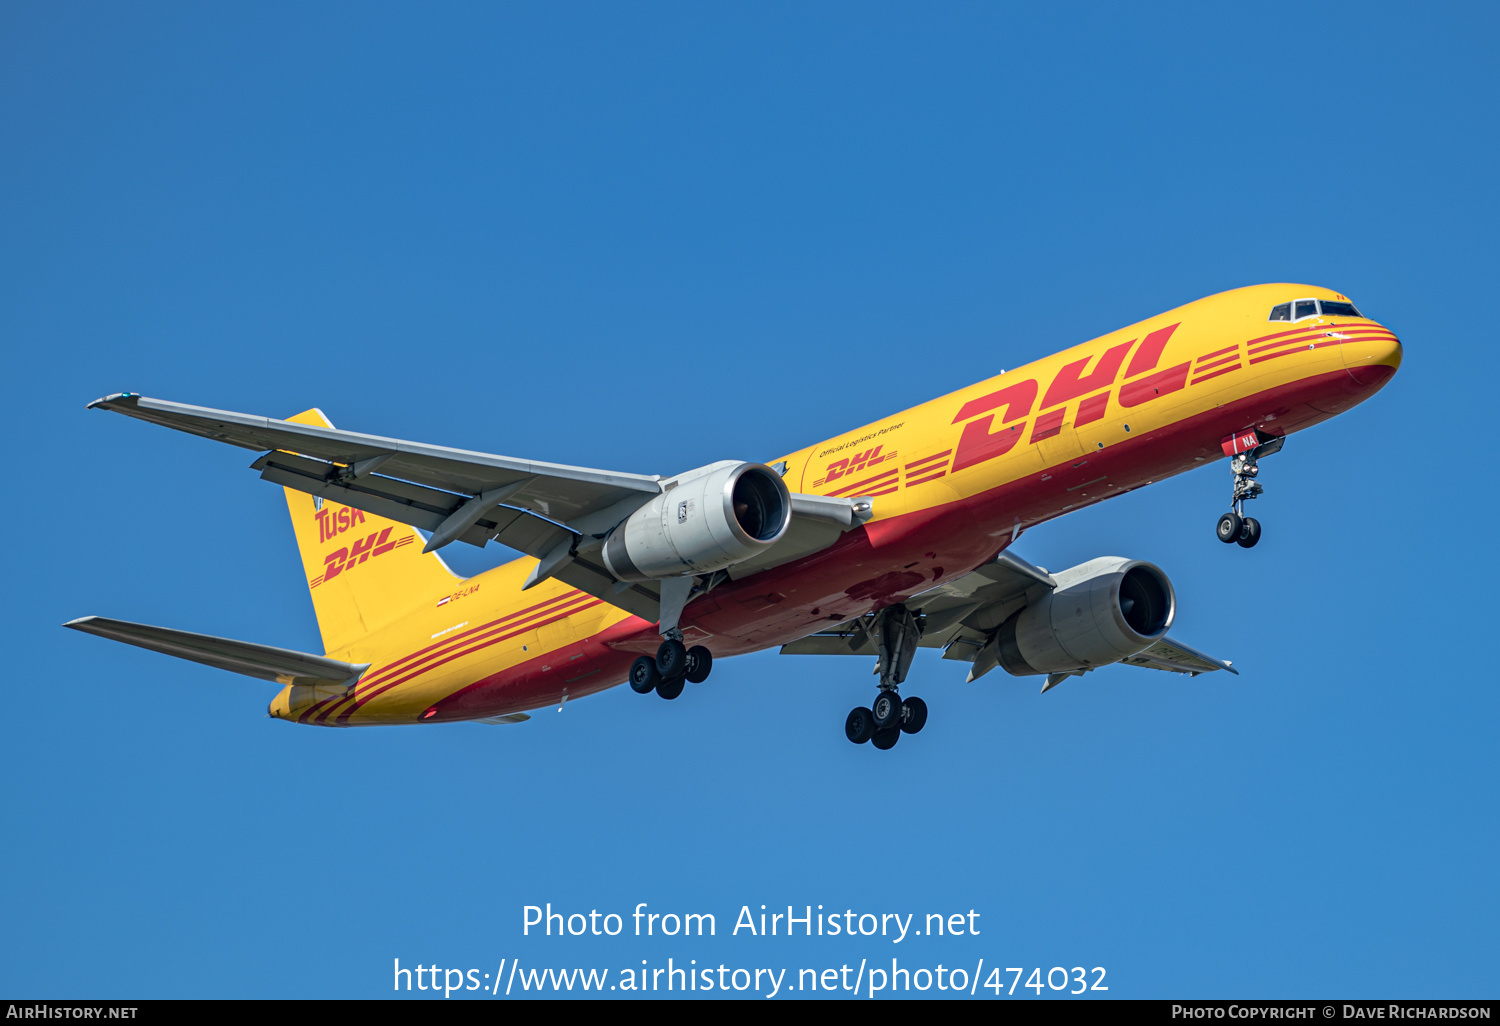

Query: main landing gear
[845,695,927,749]
[629,639,713,701]
[1214,435,1284,549]
[630,574,713,700]
[845,604,928,751]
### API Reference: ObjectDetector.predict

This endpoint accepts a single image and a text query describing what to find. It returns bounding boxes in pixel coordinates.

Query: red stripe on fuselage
[1190,364,1243,385]
[1246,331,1391,365]
[1194,352,1242,374]
[315,592,602,723]
[1197,344,1239,362]
[1247,326,1393,357]
[352,591,587,689]
[904,450,952,470]
[333,597,605,723]
[1242,319,1379,347]
[296,688,354,725]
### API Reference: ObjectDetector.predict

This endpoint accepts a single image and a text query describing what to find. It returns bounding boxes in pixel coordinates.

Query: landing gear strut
[845,604,928,751]
[1215,434,1283,549]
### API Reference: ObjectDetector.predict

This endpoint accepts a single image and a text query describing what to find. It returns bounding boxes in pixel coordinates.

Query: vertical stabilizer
[282,409,461,655]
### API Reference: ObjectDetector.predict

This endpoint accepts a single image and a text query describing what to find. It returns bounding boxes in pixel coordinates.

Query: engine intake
[994,557,1174,676]
[602,461,792,581]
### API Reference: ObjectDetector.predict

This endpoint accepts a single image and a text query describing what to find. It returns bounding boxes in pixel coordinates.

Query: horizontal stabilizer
[63,616,369,687]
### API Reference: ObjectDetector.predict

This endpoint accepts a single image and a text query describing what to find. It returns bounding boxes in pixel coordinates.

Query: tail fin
[282,408,461,655]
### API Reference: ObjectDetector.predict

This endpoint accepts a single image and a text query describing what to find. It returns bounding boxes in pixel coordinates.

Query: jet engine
[602,461,792,581]
[994,557,1174,676]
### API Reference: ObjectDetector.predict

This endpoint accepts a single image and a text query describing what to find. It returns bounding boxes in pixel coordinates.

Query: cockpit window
[1318,300,1363,318]
[1269,298,1368,322]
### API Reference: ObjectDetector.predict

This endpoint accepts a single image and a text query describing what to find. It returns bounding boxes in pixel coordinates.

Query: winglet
[87,392,140,410]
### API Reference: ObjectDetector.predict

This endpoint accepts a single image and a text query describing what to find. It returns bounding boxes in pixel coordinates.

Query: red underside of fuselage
[419,363,1394,723]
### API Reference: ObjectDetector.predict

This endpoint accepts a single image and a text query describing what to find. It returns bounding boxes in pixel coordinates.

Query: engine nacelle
[994,557,1174,676]
[602,461,792,581]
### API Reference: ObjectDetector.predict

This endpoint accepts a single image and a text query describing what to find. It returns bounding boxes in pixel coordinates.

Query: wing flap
[780,625,877,656]
[551,552,662,623]
[484,506,577,560]
[64,616,368,687]
[254,454,451,532]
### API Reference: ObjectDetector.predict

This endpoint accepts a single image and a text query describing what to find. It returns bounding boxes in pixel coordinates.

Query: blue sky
[2,1,1496,999]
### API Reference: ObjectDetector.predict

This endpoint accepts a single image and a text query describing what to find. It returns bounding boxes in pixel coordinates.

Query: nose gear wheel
[1236,516,1261,548]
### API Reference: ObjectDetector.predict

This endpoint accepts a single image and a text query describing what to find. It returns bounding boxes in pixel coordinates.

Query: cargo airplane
[68,284,1400,750]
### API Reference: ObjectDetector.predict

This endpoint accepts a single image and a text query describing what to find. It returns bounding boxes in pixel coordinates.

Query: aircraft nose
[1342,322,1402,388]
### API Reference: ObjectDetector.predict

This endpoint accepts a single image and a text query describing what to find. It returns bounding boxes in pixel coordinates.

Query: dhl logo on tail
[310,526,414,587]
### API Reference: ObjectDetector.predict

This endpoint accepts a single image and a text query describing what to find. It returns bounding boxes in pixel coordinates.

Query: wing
[780,550,1054,659]
[88,393,662,552]
[1119,636,1237,676]
[782,548,1236,680]
[88,393,874,625]
[64,615,368,687]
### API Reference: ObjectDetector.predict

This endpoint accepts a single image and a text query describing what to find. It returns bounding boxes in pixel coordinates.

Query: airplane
[66,283,1401,750]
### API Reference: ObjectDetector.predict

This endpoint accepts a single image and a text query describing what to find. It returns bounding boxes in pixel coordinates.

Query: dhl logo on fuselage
[948,322,1183,473]
[812,444,897,489]
[809,316,1394,495]
[809,323,1185,489]
[811,315,1394,493]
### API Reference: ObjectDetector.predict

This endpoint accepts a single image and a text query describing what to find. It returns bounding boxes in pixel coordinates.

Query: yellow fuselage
[270,283,1401,726]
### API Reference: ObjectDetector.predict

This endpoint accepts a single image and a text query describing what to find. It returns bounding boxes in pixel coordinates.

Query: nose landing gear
[1214,432,1284,549]
[844,605,928,751]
